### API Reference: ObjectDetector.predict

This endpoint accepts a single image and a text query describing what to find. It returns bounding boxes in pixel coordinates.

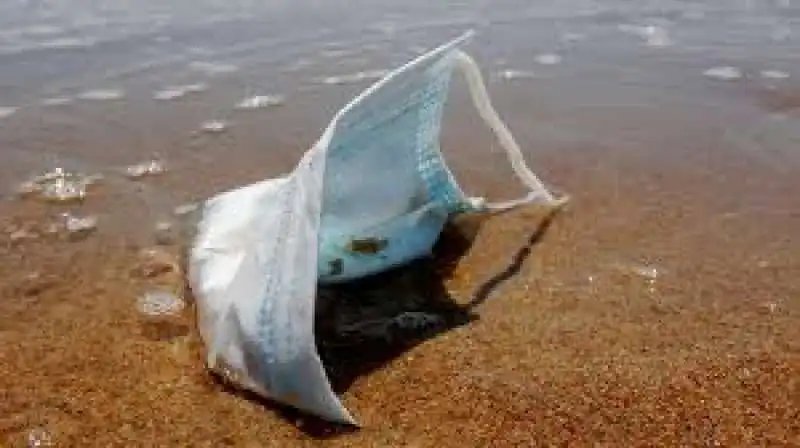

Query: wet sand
[2,1,800,446]
[2,96,799,446]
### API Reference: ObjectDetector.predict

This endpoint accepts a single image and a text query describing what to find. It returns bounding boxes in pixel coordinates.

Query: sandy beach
[1,1,799,446]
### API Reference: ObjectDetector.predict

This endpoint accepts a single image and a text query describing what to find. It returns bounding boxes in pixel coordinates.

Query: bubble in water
[200,120,228,133]
[184,83,207,93]
[41,176,87,203]
[771,26,791,42]
[18,167,97,203]
[77,89,124,101]
[630,265,659,280]
[33,167,69,183]
[0,107,18,119]
[320,48,351,58]
[154,220,175,245]
[497,69,536,80]
[319,70,389,85]
[703,66,743,81]
[125,160,167,179]
[137,290,185,317]
[27,427,53,447]
[189,61,239,75]
[616,262,660,293]
[760,70,790,80]
[561,32,586,43]
[23,25,62,36]
[535,53,562,65]
[153,87,187,101]
[645,27,672,48]
[682,9,705,20]
[618,24,672,48]
[16,180,42,197]
[235,95,285,110]
[283,59,313,72]
[39,37,93,50]
[41,97,72,106]
[154,83,207,101]
[82,173,104,186]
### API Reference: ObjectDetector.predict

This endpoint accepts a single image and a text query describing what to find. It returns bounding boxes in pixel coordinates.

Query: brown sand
[2,135,799,447]
[2,71,800,446]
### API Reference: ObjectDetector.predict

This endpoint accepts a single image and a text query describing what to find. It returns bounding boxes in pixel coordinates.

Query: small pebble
[63,213,98,240]
[137,290,185,317]
[767,302,778,313]
[132,247,178,279]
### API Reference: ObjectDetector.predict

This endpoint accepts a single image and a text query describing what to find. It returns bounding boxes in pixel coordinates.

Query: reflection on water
[0,0,796,239]
[0,0,796,102]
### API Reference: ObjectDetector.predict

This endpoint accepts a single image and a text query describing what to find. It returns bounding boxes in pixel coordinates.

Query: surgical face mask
[189,30,567,425]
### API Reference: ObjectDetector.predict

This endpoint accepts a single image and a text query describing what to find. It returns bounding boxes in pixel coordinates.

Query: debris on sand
[137,290,185,317]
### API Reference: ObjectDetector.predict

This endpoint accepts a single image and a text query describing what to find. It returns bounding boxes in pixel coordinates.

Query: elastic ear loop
[453,50,569,213]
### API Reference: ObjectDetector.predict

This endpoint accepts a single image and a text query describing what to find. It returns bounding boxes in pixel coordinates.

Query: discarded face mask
[188,30,568,426]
